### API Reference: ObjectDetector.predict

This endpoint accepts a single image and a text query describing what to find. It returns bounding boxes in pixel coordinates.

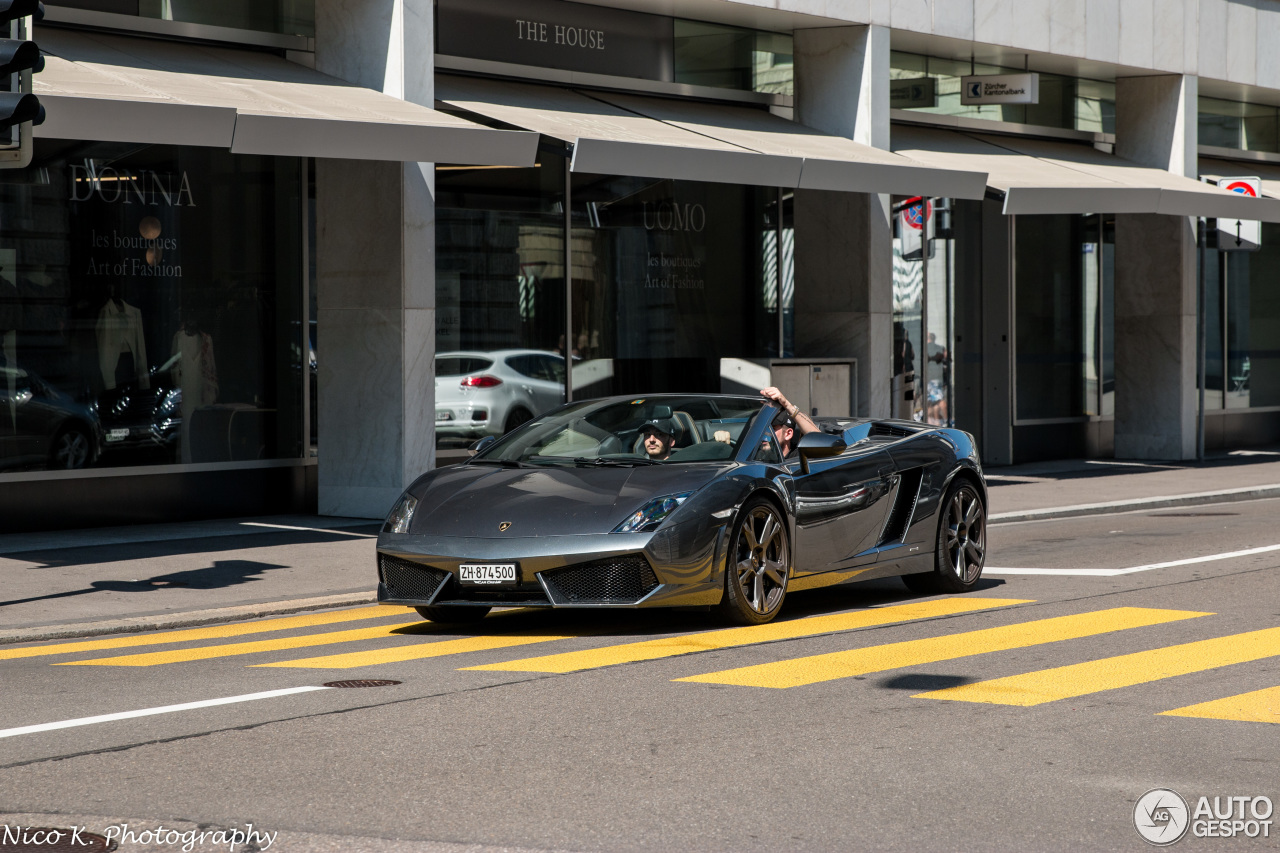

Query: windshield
[472,396,766,466]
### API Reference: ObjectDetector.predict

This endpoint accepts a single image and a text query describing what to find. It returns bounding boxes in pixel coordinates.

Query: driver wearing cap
[639,417,677,461]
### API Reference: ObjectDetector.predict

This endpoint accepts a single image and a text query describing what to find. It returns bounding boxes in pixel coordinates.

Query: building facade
[3,0,1280,529]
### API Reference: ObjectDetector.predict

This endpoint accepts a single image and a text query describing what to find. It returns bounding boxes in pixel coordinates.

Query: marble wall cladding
[1153,1,1185,73]
[1085,0,1121,64]
[317,158,405,311]
[1049,0,1088,59]
[1115,75,1195,175]
[403,162,436,311]
[402,306,437,481]
[317,306,406,517]
[1198,0,1229,81]
[1113,213,1198,460]
[889,0,933,34]
[1118,0,1156,70]
[931,0,974,40]
[1257,1,1280,87]
[315,0,398,92]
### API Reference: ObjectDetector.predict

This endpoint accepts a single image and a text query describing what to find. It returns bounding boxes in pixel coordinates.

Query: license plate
[106,428,129,442]
[459,563,517,585]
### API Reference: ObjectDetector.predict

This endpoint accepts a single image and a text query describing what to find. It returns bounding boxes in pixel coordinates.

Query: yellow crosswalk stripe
[678,607,1209,689]
[464,597,1032,674]
[1159,686,1280,724]
[0,606,414,661]
[919,627,1280,706]
[251,633,575,669]
[55,619,425,666]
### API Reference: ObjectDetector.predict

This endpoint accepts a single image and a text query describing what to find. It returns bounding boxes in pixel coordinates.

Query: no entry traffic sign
[1215,176,1261,251]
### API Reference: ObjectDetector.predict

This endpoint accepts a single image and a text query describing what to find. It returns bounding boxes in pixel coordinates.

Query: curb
[0,591,378,646]
[989,483,1280,524]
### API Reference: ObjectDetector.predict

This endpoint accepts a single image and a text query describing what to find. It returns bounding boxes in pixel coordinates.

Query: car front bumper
[376,522,727,609]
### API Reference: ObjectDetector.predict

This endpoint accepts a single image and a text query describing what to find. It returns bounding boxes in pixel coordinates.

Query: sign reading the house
[960,73,1039,105]
[437,0,674,82]
[1215,176,1262,251]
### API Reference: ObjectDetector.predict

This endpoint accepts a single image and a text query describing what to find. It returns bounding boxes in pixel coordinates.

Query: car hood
[408,462,730,537]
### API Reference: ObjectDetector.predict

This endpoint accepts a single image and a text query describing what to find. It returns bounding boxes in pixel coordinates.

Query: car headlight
[613,492,693,533]
[383,493,419,534]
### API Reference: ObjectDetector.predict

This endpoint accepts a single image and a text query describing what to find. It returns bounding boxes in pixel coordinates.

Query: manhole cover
[0,828,115,852]
[323,679,402,688]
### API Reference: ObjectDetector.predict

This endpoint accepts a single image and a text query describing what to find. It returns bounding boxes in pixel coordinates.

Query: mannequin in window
[96,283,149,390]
[171,316,218,463]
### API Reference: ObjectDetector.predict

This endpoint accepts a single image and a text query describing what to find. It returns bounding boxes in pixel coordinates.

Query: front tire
[718,497,790,625]
[504,408,532,433]
[902,478,986,594]
[414,605,492,623]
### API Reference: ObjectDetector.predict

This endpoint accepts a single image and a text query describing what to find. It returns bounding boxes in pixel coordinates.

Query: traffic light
[0,0,43,169]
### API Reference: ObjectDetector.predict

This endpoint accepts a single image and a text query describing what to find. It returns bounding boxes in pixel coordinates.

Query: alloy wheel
[733,504,789,615]
[53,430,89,469]
[943,486,985,584]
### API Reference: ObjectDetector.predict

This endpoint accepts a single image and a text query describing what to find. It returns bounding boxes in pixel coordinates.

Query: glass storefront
[46,0,316,37]
[435,158,777,455]
[1013,214,1114,421]
[1202,229,1280,410]
[674,20,794,96]
[1199,98,1280,154]
[0,142,305,473]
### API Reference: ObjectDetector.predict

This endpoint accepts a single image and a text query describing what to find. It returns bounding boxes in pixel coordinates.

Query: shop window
[434,156,568,458]
[46,0,315,37]
[568,174,775,398]
[889,51,1115,134]
[1014,215,1093,421]
[1198,97,1280,154]
[0,142,305,474]
[675,20,793,96]
[1211,230,1280,410]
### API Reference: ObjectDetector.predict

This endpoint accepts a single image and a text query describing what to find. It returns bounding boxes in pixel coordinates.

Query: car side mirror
[468,435,496,457]
[796,432,847,474]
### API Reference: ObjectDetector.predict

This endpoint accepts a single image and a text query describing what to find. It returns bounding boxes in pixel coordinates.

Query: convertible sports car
[376,394,987,625]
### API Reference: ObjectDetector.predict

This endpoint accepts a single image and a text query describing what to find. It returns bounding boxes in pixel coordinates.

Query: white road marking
[986,543,1280,577]
[0,686,332,739]
[240,522,376,538]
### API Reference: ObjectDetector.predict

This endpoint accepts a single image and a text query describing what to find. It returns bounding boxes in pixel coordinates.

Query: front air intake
[380,555,449,600]
[541,556,660,605]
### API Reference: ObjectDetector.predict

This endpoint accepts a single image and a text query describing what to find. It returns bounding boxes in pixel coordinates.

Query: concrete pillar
[792,25,892,418]
[1113,74,1198,459]
[314,0,436,517]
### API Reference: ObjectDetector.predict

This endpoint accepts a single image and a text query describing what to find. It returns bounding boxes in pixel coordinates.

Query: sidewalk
[2,449,1280,643]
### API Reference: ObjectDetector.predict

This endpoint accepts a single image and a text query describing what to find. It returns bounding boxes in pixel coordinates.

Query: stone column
[314,0,436,517]
[1113,74,1198,460]
[792,25,892,417]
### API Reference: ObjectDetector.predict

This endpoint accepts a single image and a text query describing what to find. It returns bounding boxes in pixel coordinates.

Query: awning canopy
[35,29,537,166]
[893,125,1280,222]
[437,74,988,199]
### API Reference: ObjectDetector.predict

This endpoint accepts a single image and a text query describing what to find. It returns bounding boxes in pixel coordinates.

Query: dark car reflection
[96,353,183,462]
[0,365,103,471]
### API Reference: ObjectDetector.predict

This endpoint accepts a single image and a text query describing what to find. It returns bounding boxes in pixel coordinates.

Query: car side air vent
[379,555,449,600]
[868,422,913,439]
[878,468,925,546]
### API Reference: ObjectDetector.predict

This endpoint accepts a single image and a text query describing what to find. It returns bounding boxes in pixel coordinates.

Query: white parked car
[434,350,566,444]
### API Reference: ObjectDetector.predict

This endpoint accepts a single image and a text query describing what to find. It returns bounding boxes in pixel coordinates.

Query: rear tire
[902,478,986,594]
[414,605,492,623]
[718,497,790,625]
[504,408,533,433]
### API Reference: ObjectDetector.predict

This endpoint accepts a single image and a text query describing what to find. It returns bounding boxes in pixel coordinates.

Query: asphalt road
[3,500,1280,852]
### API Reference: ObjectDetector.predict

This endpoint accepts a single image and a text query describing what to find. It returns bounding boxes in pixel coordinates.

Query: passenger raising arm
[759,386,819,458]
